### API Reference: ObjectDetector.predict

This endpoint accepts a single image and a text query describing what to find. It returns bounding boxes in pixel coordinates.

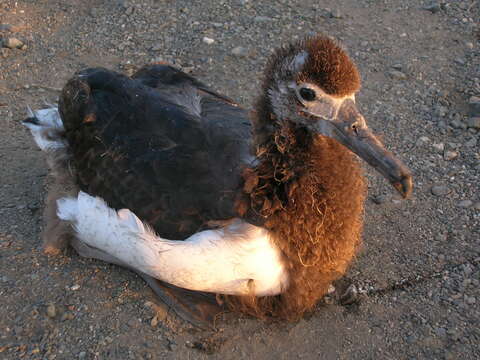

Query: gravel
[1,0,479,359]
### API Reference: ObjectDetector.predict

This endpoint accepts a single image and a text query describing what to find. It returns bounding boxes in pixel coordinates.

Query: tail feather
[22,106,66,151]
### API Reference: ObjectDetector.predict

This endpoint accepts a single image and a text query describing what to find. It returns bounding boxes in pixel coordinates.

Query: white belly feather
[57,192,289,296]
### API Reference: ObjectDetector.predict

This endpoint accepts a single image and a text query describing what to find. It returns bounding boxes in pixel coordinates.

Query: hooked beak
[311,99,413,198]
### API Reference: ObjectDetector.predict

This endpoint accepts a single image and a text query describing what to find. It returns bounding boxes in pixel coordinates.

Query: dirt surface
[1,0,479,359]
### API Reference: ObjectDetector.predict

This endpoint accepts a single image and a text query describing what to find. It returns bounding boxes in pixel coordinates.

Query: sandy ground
[0,0,479,359]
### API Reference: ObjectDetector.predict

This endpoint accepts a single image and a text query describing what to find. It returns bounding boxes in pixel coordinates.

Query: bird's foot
[139,274,225,330]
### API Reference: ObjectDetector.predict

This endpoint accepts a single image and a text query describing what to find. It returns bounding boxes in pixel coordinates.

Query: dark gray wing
[59,66,256,239]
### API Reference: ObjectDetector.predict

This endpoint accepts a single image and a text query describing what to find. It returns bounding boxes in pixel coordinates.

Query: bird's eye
[299,87,316,102]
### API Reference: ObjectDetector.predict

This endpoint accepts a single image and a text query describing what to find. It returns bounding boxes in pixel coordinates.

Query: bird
[23,34,413,328]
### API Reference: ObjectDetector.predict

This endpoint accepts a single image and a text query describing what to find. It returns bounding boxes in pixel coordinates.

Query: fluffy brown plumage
[226,35,367,318]
[229,123,366,319]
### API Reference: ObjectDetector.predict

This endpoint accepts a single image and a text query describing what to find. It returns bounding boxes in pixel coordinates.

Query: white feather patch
[23,106,66,151]
[57,191,289,296]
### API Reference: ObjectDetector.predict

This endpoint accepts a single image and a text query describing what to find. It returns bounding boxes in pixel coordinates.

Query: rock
[450,119,465,129]
[457,200,473,208]
[78,352,87,359]
[71,284,80,291]
[392,63,403,70]
[431,184,450,196]
[417,136,430,145]
[2,37,24,49]
[466,296,476,305]
[329,9,342,19]
[443,150,458,161]
[231,46,248,57]
[372,194,388,204]
[469,96,480,116]
[150,316,159,327]
[466,117,480,129]
[202,37,215,45]
[432,143,444,153]
[125,6,134,15]
[406,335,416,344]
[388,70,407,80]
[473,202,480,210]
[435,105,448,117]
[435,233,448,242]
[423,2,441,13]
[0,24,12,31]
[447,328,460,341]
[47,304,57,318]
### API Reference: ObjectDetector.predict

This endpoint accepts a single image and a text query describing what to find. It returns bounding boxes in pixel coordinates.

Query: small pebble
[450,119,465,129]
[372,194,388,204]
[2,37,24,49]
[423,2,441,13]
[435,233,447,242]
[431,184,450,196]
[78,352,87,360]
[466,296,476,305]
[432,143,444,153]
[71,284,80,291]
[254,16,271,22]
[466,117,480,129]
[457,200,473,208]
[125,6,134,15]
[47,304,56,318]
[435,105,448,117]
[150,316,159,327]
[392,63,403,70]
[202,37,215,45]
[388,70,407,80]
[329,9,342,19]
[469,96,480,116]
[443,150,458,161]
[231,46,248,57]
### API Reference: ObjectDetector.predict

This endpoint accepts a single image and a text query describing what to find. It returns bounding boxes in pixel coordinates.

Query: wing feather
[59,66,255,238]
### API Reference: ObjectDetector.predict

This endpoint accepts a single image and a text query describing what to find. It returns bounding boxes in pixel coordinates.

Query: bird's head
[263,35,413,198]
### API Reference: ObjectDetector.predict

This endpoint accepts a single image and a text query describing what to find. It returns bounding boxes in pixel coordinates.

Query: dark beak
[313,99,413,198]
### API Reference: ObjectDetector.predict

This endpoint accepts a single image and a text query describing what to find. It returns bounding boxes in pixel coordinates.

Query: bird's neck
[234,108,367,318]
